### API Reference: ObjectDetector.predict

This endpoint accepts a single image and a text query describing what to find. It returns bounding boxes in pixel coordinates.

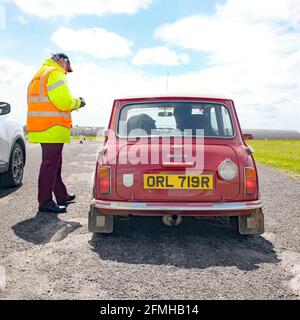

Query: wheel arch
[9,135,26,166]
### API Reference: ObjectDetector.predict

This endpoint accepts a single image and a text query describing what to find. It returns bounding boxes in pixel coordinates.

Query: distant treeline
[23,126,300,140]
[71,127,105,137]
[243,129,300,140]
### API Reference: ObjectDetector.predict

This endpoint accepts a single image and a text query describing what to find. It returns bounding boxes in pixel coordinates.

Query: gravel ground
[0,141,299,300]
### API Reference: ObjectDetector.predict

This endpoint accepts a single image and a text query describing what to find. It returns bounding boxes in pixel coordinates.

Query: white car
[0,102,26,188]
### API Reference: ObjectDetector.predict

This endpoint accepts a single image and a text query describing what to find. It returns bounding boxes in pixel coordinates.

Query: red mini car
[89,95,264,235]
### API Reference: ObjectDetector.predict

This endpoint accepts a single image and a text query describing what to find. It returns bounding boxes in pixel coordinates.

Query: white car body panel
[0,105,25,174]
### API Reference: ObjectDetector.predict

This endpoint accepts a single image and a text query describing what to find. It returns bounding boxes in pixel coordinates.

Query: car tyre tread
[0,142,24,188]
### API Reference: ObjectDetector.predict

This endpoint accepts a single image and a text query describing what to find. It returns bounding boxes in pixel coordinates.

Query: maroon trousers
[38,143,68,209]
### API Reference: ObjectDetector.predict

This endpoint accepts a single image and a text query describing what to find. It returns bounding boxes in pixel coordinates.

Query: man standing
[27,53,86,213]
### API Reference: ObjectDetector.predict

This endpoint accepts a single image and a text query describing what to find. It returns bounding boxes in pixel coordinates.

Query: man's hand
[79,97,86,108]
[73,97,86,112]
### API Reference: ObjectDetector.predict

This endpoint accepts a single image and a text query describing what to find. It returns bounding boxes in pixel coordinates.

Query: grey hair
[51,53,61,63]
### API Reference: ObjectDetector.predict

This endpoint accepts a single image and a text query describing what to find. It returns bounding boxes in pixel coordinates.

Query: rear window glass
[118,102,235,138]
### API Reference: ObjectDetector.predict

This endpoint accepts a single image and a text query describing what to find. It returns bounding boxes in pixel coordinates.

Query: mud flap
[88,206,114,234]
[238,208,264,235]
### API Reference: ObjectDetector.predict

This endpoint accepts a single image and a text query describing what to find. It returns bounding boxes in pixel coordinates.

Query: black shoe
[39,204,67,214]
[57,194,76,206]
[67,193,76,202]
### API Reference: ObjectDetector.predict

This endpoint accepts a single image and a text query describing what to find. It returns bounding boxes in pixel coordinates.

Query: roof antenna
[165,72,169,91]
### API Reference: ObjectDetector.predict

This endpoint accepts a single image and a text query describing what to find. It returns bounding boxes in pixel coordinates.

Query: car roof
[113,92,233,101]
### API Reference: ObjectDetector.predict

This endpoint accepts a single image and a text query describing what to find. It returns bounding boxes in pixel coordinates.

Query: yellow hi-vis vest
[27,66,73,132]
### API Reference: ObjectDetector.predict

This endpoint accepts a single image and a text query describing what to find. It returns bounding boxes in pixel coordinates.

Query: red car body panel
[92,96,261,217]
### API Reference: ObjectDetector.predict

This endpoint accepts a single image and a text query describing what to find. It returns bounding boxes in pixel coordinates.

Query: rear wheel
[0,142,24,188]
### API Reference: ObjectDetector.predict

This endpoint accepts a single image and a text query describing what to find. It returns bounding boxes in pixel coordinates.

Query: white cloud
[154,0,300,130]
[51,27,132,59]
[2,1,300,130]
[0,57,166,127]
[1,54,300,130]
[155,15,300,65]
[155,0,300,65]
[0,58,35,126]
[216,0,300,28]
[13,0,152,19]
[132,46,189,66]
[68,62,166,127]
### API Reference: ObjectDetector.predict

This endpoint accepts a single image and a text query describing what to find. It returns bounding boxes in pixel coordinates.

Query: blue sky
[0,0,300,130]
[1,0,217,74]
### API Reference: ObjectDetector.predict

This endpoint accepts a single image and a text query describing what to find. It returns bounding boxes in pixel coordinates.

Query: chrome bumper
[91,199,263,212]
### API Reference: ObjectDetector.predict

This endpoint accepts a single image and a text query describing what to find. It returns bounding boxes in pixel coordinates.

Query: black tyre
[0,142,24,188]
[229,216,239,233]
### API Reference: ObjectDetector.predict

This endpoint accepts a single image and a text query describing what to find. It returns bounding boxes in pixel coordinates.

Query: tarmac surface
[0,141,299,299]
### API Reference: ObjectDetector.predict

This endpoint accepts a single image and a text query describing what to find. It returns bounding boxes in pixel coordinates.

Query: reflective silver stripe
[28,67,55,104]
[28,96,49,103]
[27,111,71,118]
[74,99,80,109]
[27,84,31,105]
[47,80,65,91]
[40,69,50,96]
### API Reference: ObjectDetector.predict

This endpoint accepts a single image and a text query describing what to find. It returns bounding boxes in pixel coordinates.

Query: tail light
[98,166,111,195]
[245,167,257,196]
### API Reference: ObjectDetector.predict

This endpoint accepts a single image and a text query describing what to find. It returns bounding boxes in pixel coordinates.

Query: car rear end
[89,96,263,234]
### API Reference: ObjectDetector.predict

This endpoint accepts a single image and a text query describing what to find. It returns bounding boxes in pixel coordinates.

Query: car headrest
[127,114,157,135]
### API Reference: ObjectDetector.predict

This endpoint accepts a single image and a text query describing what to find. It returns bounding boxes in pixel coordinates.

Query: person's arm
[47,70,81,111]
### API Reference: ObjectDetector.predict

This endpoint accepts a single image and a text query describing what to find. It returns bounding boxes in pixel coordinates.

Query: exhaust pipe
[162,215,182,227]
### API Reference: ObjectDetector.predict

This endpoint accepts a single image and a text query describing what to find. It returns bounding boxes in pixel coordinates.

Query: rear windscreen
[118,102,235,138]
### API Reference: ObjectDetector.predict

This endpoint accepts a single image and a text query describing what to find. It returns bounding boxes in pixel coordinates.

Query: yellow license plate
[144,174,214,190]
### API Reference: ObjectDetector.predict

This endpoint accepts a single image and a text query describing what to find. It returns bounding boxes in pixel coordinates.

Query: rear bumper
[90,199,263,212]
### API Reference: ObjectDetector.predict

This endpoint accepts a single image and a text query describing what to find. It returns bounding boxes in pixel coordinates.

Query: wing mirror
[242,133,254,140]
[103,129,109,142]
[0,102,11,115]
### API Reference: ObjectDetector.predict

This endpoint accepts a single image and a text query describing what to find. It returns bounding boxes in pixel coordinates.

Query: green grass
[247,140,300,176]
